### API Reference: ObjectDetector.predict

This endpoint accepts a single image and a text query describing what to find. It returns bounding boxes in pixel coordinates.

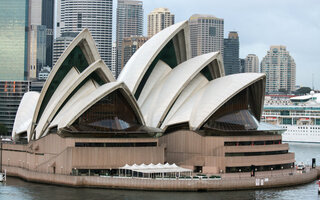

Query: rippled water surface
[1,142,320,200]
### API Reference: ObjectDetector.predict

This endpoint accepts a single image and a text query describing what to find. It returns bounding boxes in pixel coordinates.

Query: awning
[119,163,192,174]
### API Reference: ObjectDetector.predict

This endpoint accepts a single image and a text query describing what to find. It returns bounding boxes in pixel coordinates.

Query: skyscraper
[147,8,174,38]
[240,58,245,73]
[0,0,29,80]
[223,31,240,75]
[189,14,224,58]
[41,0,55,69]
[111,42,117,78]
[0,81,30,136]
[52,32,78,66]
[121,36,148,70]
[28,25,47,79]
[58,0,113,68]
[261,45,296,93]
[116,0,143,77]
[245,54,259,73]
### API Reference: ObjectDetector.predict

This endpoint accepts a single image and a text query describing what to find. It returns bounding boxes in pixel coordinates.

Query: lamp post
[271,168,273,177]
[239,169,241,179]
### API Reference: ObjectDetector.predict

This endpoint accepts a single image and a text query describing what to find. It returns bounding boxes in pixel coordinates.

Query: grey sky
[113,0,320,89]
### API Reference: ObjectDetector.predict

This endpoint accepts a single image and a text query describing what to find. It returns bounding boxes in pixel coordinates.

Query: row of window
[224,140,281,146]
[226,162,294,173]
[75,142,157,147]
[225,150,288,157]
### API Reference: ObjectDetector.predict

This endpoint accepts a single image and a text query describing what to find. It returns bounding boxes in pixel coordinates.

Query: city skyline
[139,0,320,89]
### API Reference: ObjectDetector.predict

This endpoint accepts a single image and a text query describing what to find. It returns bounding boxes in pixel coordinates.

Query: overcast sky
[113,0,320,89]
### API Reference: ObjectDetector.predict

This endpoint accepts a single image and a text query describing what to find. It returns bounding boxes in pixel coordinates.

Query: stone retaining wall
[3,165,319,191]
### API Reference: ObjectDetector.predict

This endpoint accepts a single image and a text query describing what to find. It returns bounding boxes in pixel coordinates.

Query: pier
[2,165,319,191]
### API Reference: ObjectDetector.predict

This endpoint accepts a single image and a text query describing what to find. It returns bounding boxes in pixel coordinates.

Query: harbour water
[1,142,319,200]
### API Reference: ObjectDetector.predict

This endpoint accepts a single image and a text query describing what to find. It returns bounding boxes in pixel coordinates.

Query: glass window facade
[202,89,259,131]
[0,0,28,80]
[72,90,142,132]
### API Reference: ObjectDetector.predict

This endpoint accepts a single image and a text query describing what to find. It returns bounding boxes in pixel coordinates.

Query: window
[209,27,216,36]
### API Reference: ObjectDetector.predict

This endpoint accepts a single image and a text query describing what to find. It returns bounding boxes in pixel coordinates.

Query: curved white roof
[30,29,101,138]
[137,60,172,106]
[58,82,145,130]
[49,79,98,129]
[160,73,208,129]
[12,92,40,140]
[140,52,220,128]
[35,60,114,139]
[118,20,190,94]
[163,73,266,130]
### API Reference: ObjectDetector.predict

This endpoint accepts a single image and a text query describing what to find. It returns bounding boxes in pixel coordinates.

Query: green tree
[0,123,8,135]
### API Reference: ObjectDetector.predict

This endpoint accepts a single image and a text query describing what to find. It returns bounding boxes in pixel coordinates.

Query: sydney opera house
[4,21,295,176]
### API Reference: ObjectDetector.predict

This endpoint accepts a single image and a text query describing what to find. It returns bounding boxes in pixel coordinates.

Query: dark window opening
[225,150,288,157]
[226,162,294,173]
[75,142,157,147]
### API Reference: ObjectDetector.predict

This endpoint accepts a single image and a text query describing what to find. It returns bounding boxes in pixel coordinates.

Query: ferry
[262,91,320,143]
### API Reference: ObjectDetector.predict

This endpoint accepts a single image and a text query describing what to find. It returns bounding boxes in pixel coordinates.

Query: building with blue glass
[0,0,29,80]
[223,31,240,75]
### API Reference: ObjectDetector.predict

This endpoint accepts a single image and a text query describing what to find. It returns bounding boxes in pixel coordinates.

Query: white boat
[262,91,320,143]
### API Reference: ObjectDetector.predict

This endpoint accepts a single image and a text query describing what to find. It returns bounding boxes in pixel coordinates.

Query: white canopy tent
[119,163,192,178]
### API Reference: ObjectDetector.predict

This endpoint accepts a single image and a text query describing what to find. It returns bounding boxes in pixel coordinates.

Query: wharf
[3,165,319,191]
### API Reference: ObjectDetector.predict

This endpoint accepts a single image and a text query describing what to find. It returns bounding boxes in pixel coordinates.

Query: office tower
[189,14,224,58]
[245,54,259,73]
[111,42,117,78]
[28,0,54,80]
[223,31,240,75]
[121,36,148,69]
[0,81,30,136]
[28,25,47,80]
[147,8,175,38]
[0,0,29,80]
[58,0,113,68]
[42,0,55,69]
[116,0,143,77]
[240,58,245,73]
[261,45,296,93]
[52,32,78,66]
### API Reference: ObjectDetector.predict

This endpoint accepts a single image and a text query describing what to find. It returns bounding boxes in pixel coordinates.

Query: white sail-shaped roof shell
[140,52,222,128]
[29,29,103,141]
[118,20,190,95]
[35,59,114,139]
[58,82,145,130]
[163,73,266,130]
[12,92,40,140]
[49,80,98,130]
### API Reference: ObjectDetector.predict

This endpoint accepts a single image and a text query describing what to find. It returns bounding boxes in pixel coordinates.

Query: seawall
[3,165,319,191]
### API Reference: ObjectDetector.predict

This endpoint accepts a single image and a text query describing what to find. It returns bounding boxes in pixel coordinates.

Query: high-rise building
[0,81,30,136]
[240,58,245,73]
[41,0,55,69]
[223,31,240,75]
[0,0,29,80]
[261,45,296,93]
[116,0,143,77]
[28,25,47,80]
[111,42,117,78]
[58,0,113,68]
[245,54,259,73]
[121,36,148,70]
[189,14,224,58]
[147,8,174,38]
[52,32,78,66]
